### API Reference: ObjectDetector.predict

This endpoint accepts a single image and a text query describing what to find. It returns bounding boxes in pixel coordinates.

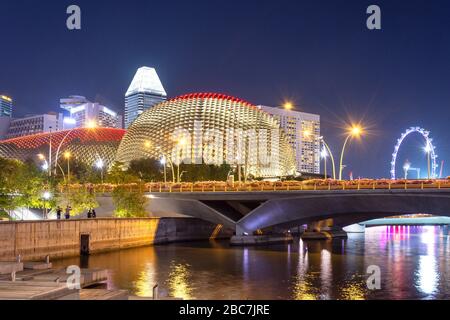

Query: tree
[128,158,164,182]
[112,184,148,218]
[15,159,51,210]
[57,186,98,216]
[107,161,139,184]
[180,163,232,182]
[0,157,22,218]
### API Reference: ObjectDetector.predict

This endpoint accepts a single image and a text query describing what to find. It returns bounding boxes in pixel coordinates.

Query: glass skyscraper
[0,95,13,117]
[124,67,167,129]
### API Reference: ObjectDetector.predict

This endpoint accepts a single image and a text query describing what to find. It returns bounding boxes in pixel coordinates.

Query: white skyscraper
[258,105,320,174]
[6,113,64,139]
[60,96,122,129]
[124,67,167,128]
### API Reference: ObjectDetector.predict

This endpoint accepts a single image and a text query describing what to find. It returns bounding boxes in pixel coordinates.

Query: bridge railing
[60,179,450,193]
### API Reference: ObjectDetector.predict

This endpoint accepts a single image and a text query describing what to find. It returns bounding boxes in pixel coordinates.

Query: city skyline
[2,0,450,178]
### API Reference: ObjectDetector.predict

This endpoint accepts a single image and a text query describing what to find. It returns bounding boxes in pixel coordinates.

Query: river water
[53,226,450,300]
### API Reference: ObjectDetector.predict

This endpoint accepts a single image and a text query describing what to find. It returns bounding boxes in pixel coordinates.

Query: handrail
[60,179,450,194]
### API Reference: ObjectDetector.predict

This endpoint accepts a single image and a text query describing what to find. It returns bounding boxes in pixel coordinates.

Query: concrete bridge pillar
[303,219,347,240]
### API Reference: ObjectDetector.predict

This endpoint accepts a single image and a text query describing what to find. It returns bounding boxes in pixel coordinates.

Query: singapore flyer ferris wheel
[390,127,438,180]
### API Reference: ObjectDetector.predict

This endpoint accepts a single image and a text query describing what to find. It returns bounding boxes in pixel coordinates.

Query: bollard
[153,284,159,300]
[45,255,50,264]
[11,271,16,282]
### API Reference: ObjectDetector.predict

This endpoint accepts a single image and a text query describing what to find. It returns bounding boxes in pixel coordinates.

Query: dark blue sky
[1,0,450,178]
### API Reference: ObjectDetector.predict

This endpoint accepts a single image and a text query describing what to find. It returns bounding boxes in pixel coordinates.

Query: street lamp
[144,141,176,183]
[318,136,336,180]
[42,191,52,220]
[37,154,49,172]
[160,157,167,184]
[95,159,104,184]
[338,126,363,180]
[321,147,328,179]
[177,138,187,183]
[64,151,71,184]
[283,102,294,110]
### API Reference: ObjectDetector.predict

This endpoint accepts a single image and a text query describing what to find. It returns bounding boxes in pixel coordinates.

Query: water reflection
[415,226,439,297]
[167,262,194,300]
[51,226,450,300]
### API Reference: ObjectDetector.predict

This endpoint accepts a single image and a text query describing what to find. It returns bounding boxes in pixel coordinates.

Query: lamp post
[339,126,363,180]
[319,137,336,180]
[64,151,71,184]
[321,147,328,179]
[42,191,52,220]
[160,157,167,184]
[95,159,104,184]
[177,138,187,183]
[144,141,176,183]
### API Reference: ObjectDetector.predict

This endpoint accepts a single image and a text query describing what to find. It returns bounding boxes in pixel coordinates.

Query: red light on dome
[170,92,255,107]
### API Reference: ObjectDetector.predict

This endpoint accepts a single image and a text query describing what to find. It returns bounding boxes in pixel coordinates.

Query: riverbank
[0,217,233,261]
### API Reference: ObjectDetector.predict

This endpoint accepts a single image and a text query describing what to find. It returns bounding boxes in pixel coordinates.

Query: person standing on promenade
[65,205,71,219]
[56,206,62,220]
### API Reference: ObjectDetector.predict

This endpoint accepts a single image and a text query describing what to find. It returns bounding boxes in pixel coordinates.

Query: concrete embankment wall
[0,218,232,262]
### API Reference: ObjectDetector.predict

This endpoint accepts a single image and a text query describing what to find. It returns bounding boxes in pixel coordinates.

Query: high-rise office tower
[60,96,122,129]
[6,112,64,139]
[124,67,167,128]
[258,105,321,174]
[0,95,13,118]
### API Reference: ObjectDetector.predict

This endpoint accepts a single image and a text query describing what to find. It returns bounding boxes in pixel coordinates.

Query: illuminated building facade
[116,93,297,178]
[0,95,13,118]
[60,96,122,129]
[257,105,320,174]
[6,113,64,139]
[124,67,167,129]
[0,128,126,170]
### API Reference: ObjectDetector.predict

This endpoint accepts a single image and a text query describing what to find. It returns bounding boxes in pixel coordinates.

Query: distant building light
[1,95,12,102]
[101,106,117,117]
[63,117,76,125]
[69,105,86,114]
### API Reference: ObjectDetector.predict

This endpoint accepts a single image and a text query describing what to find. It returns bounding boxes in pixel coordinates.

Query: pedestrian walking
[92,209,96,218]
[87,209,92,219]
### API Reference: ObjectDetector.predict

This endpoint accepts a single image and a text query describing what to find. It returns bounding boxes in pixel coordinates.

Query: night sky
[1,0,450,178]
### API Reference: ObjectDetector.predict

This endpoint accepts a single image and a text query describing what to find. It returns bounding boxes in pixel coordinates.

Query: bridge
[145,185,450,237]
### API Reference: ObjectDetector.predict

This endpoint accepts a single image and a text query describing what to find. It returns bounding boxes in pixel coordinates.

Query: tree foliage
[57,187,98,216]
[112,184,148,218]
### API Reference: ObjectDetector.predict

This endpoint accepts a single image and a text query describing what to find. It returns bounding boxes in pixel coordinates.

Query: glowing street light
[319,136,336,180]
[37,154,49,172]
[144,141,176,183]
[95,159,104,184]
[283,102,294,110]
[339,125,364,180]
[177,138,187,183]
[321,147,328,179]
[85,120,97,129]
[64,151,71,184]
[42,191,52,220]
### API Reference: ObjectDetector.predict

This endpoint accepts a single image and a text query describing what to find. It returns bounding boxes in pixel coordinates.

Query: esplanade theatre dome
[115,93,296,178]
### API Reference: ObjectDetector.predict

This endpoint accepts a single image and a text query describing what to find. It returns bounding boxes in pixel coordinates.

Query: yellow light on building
[1,95,12,102]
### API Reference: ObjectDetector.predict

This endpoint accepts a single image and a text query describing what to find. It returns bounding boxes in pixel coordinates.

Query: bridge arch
[390,127,438,180]
[236,191,450,233]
